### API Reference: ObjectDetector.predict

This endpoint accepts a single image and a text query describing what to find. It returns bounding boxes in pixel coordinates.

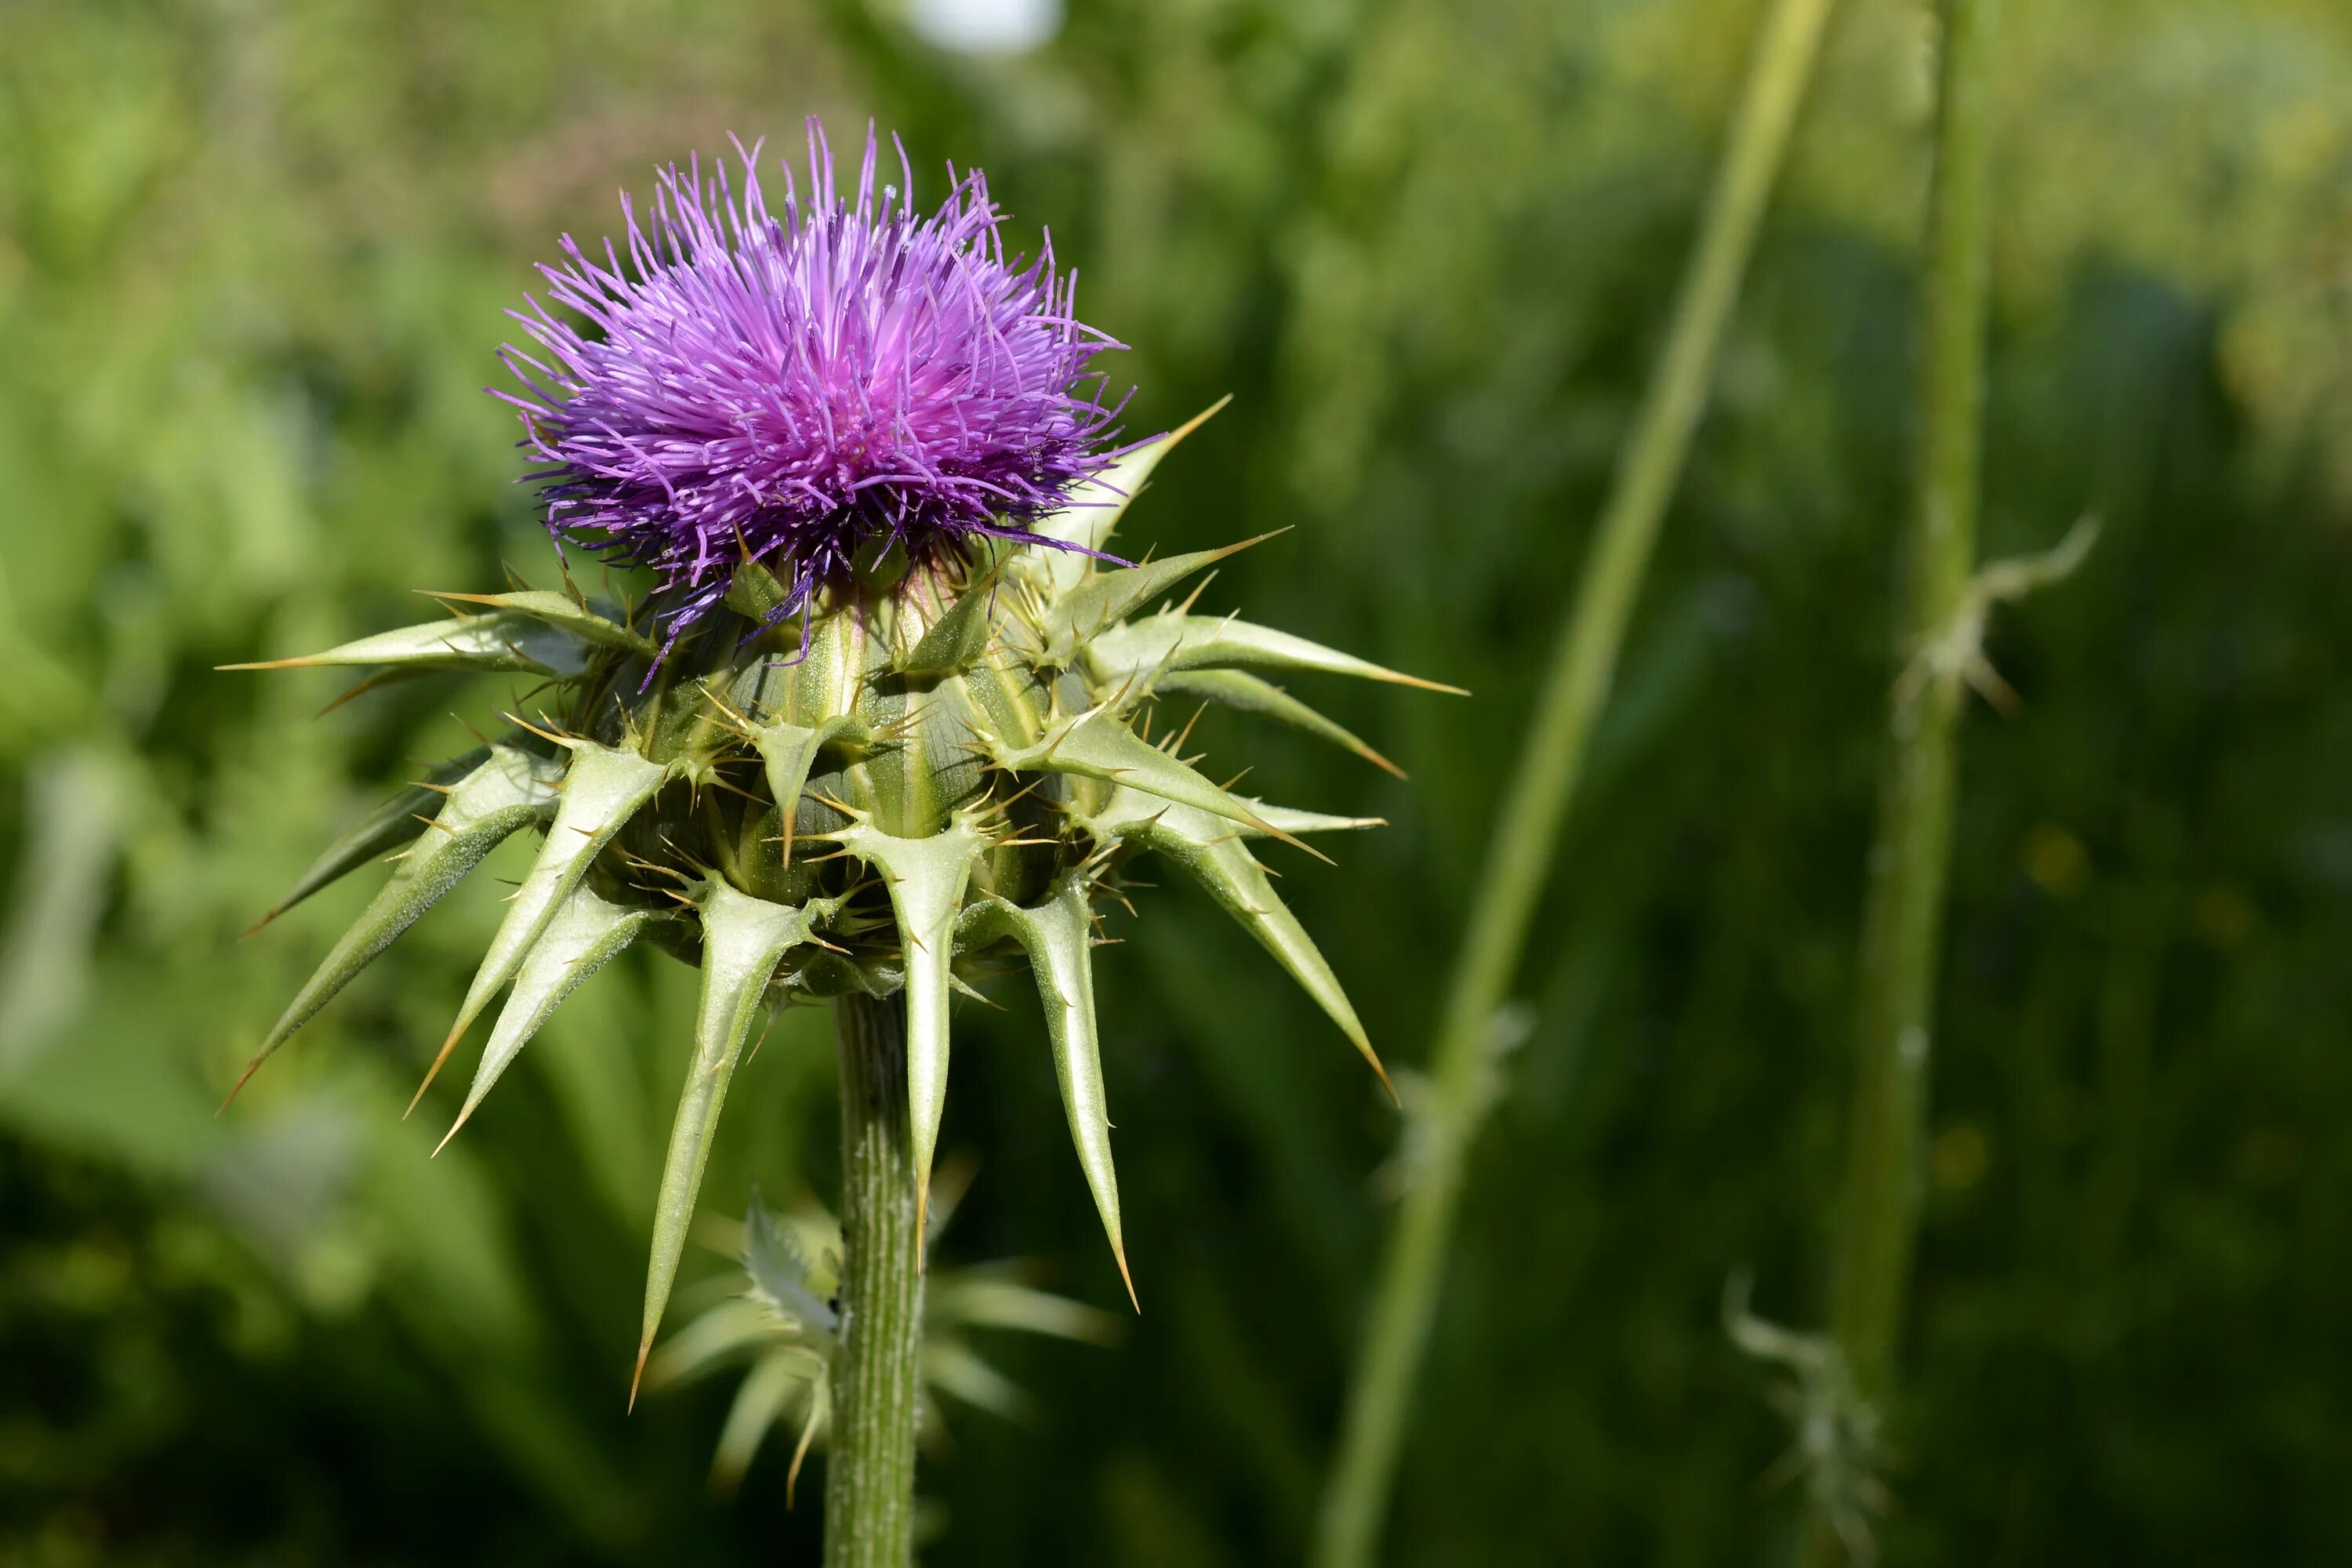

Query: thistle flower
[497,124,1123,646]
[227,128,1461,1415]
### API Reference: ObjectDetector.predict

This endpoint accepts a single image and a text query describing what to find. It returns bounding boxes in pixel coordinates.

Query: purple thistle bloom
[495,123,1127,644]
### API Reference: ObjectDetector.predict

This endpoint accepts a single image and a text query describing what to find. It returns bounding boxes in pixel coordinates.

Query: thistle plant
[651,1171,1116,1504]
[227,125,1450,1566]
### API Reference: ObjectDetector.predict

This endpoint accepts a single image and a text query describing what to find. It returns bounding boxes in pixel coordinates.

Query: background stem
[1802,0,2000,1560]
[1308,0,1839,1562]
[825,992,924,1568]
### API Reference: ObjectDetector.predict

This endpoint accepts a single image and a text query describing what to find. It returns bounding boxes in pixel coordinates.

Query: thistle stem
[1311,0,1838,1561]
[1803,1,2001,1560]
[825,992,924,1568]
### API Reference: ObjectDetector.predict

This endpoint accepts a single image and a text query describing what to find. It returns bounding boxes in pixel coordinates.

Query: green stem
[825,992,924,1568]
[1309,0,1838,1561]
[1802,2,2000,1561]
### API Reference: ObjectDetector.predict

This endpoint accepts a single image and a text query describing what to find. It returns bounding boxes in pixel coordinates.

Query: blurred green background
[4,0,2350,1562]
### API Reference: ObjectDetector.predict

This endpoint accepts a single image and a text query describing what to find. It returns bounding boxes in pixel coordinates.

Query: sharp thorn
[318,672,400,717]
[430,1111,469,1158]
[500,710,578,748]
[216,1054,267,1115]
[406,1021,468,1116]
[216,656,321,672]
[1113,1242,1140,1314]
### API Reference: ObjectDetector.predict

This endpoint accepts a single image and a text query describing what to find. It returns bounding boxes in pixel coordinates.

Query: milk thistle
[227,124,1453,1566]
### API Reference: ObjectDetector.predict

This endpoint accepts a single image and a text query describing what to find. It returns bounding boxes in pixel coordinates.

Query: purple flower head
[496,123,1127,644]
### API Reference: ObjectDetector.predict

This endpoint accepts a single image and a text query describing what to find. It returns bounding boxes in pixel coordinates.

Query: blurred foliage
[2,0,2350,1563]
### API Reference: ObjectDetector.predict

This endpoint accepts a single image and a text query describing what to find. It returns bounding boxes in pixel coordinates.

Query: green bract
[229,412,1460,1376]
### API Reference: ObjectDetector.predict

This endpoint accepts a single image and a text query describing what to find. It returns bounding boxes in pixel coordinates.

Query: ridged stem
[1309,0,1839,1562]
[1802,2,1999,1562]
[824,991,924,1568]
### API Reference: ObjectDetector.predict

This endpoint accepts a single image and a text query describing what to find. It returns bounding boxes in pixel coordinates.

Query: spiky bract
[498,124,1123,645]
[229,416,1459,1376]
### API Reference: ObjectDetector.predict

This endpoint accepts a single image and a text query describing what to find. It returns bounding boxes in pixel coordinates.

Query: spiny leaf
[989,704,1319,859]
[1086,788,1391,1098]
[927,1272,1122,1343]
[836,816,988,1234]
[226,746,561,1103]
[650,1300,800,1396]
[1036,535,1278,667]
[637,880,822,1402]
[220,609,591,678]
[426,741,673,1101]
[713,1352,818,1494]
[1243,801,1388,837]
[922,1341,1032,1421]
[1087,612,1467,694]
[1022,397,1231,593]
[423,589,655,658]
[436,885,663,1152]
[960,876,1133,1306]
[245,747,490,935]
[897,561,1006,676]
[723,560,793,622]
[1154,667,1405,778]
[745,1189,839,1333]
[785,1377,830,1504]
[749,715,869,866]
